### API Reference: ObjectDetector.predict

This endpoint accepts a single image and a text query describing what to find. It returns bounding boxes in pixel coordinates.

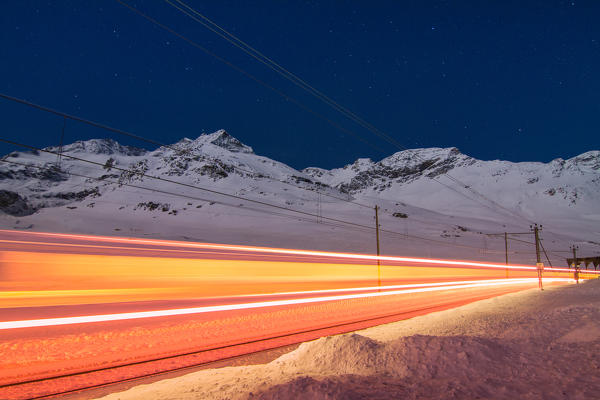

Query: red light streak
[268,278,557,295]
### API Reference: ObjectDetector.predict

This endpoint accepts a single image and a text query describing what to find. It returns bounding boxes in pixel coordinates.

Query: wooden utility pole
[571,245,579,284]
[504,232,509,278]
[375,205,381,287]
[486,231,529,277]
[531,224,543,290]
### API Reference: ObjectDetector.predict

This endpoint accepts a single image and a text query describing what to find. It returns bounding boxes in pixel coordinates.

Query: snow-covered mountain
[303,146,600,223]
[0,130,598,265]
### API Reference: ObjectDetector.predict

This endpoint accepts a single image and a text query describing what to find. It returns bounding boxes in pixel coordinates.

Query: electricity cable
[0,92,371,210]
[114,0,388,155]
[0,138,492,252]
[163,0,406,150]
[114,1,531,228]
[158,0,539,227]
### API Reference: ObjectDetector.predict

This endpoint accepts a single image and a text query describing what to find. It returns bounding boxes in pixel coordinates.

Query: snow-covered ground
[0,130,598,265]
[93,280,600,400]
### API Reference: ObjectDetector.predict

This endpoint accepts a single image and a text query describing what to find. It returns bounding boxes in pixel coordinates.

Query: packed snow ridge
[0,130,598,262]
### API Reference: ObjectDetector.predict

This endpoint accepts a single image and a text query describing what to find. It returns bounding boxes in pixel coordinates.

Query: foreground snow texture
[95,280,600,400]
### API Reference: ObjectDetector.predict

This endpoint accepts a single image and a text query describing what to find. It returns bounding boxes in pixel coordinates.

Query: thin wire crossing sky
[0,1,598,169]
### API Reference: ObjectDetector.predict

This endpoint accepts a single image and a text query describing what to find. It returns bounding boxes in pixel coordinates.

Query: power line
[158,0,538,228]
[0,137,494,252]
[115,0,530,229]
[0,137,371,230]
[507,237,535,246]
[0,159,369,232]
[163,0,406,150]
[2,0,574,252]
[0,92,371,210]
[0,93,166,148]
[427,175,528,223]
[114,0,388,155]
[0,91,511,245]
[0,91,572,255]
[538,238,553,267]
[0,95,550,259]
[3,88,524,244]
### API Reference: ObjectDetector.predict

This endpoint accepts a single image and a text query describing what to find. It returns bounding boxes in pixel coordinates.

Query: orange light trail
[0,230,593,400]
[3,229,595,273]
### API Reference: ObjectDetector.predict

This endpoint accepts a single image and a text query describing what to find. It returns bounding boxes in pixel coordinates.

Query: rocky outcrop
[0,190,36,216]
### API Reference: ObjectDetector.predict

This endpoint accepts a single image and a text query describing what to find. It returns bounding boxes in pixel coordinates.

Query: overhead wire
[115,1,524,228]
[0,137,372,230]
[114,0,388,156]
[0,159,370,233]
[0,92,517,255]
[0,137,493,252]
[163,0,406,150]
[157,0,540,228]
[0,92,371,210]
[539,238,553,267]
[1,2,572,257]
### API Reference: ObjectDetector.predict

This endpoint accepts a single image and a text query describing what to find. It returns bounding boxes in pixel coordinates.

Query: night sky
[0,1,598,170]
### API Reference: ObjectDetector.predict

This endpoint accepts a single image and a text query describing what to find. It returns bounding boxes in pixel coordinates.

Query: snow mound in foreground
[255,324,600,399]
[273,333,510,380]
[273,334,381,375]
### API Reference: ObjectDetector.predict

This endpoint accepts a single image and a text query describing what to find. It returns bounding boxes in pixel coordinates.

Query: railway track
[0,297,490,400]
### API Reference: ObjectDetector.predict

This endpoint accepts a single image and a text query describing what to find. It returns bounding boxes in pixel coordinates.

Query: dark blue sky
[0,1,598,169]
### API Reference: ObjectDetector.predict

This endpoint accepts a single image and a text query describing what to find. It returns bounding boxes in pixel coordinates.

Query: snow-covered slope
[304,147,600,239]
[0,130,598,265]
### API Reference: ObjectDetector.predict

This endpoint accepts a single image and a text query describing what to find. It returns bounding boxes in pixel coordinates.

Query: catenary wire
[0,138,494,252]
[0,91,524,247]
[0,91,573,255]
[158,0,539,226]
[0,92,372,210]
[163,0,406,150]
[114,0,388,155]
[115,0,546,249]
[0,159,373,234]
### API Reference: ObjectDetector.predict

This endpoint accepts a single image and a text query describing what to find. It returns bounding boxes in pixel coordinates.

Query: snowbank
[94,280,600,399]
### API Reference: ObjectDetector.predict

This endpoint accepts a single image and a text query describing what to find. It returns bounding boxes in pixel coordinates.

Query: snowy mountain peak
[566,150,600,171]
[350,158,374,171]
[302,146,476,192]
[208,130,253,154]
[45,138,147,157]
[381,147,467,167]
[171,130,253,154]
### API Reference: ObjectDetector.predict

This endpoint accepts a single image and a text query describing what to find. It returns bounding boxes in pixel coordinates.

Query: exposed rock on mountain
[46,138,147,157]
[0,190,36,216]
[303,147,476,192]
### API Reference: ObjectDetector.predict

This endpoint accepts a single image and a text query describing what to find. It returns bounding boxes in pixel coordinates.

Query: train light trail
[0,230,591,400]
[4,229,595,273]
